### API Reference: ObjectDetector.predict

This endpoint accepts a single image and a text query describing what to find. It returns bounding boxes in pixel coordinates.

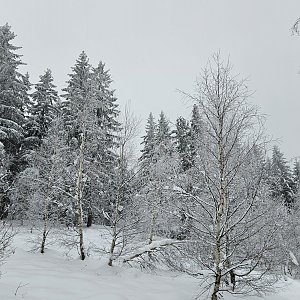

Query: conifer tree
[26,69,59,143]
[20,72,32,115]
[291,160,300,198]
[89,61,121,226]
[189,104,203,166]
[61,51,93,260]
[62,51,92,142]
[139,112,177,244]
[0,24,30,217]
[92,61,120,150]
[156,111,171,148]
[61,52,121,258]
[139,112,156,164]
[174,116,191,171]
[270,146,294,206]
[0,24,28,154]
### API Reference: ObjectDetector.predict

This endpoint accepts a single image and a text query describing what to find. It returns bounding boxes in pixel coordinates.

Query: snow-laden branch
[122,239,184,263]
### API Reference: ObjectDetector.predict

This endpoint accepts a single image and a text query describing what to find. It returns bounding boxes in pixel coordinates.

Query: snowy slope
[0,225,300,300]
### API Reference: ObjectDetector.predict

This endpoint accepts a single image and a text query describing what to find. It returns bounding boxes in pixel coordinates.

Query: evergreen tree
[139,112,156,164]
[156,111,171,146]
[0,24,29,217]
[138,111,178,243]
[61,51,94,260]
[189,104,202,166]
[270,146,294,206]
[0,24,27,155]
[139,111,172,180]
[174,116,191,171]
[20,72,32,115]
[26,69,59,143]
[92,61,120,149]
[291,160,300,197]
[62,52,121,232]
[62,51,92,142]
[87,61,121,226]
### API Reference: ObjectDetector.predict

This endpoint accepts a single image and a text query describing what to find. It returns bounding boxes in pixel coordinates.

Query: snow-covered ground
[0,225,300,300]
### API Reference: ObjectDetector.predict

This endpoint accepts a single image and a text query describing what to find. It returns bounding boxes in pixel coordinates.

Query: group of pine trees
[1,24,300,299]
[0,24,123,259]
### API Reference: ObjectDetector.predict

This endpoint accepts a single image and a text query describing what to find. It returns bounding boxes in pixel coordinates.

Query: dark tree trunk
[211,273,221,300]
[87,210,93,227]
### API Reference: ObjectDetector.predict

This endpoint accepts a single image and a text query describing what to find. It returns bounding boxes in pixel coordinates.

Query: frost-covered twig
[14,282,29,296]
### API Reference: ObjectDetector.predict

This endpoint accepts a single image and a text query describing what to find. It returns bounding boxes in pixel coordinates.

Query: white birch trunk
[75,132,86,261]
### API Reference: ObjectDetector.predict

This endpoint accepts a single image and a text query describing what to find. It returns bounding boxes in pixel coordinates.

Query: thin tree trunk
[108,213,118,266]
[211,110,226,300]
[77,191,85,261]
[108,188,121,266]
[40,202,48,254]
[211,273,222,300]
[87,208,92,227]
[148,210,157,245]
[108,235,116,267]
[41,176,52,254]
[108,140,126,267]
[75,132,86,261]
[224,230,235,291]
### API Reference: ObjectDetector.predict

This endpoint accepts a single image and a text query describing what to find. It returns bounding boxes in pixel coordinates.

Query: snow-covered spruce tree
[269,146,294,207]
[61,51,93,260]
[189,103,203,167]
[20,72,32,117]
[139,112,156,167]
[171,105,205,201]
[275,159,300,278]
[24,69,59,148]
[291,160,300,196]
[62,52,121,259]
[138,112,179,245]
[276,202,300,278]
[0,24,30,218]
[170,113,199,238]
[89,61,121,226]
[137,112,157,238]
[124,112,185,265]
[156,111,172,151]
[174,116,191,172]
[148,112,172,244]
[167,106,206,238]
[171,54,280,299]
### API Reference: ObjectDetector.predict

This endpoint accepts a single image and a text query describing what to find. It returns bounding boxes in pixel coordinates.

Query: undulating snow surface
[0,225,300,300]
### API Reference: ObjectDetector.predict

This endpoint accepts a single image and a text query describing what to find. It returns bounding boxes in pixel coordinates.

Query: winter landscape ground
[0,225,299,300]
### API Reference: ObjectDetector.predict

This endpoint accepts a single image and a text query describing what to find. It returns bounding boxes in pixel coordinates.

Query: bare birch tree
[107,103,142,266]
[172,54,280,299]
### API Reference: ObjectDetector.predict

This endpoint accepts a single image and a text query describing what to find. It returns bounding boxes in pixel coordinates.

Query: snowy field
[0,225,300,300]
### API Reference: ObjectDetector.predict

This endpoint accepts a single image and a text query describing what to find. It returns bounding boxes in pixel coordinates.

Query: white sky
[1,0,300,159]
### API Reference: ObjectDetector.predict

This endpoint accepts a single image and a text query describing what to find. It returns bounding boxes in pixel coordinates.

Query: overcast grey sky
[1,0,300,159]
